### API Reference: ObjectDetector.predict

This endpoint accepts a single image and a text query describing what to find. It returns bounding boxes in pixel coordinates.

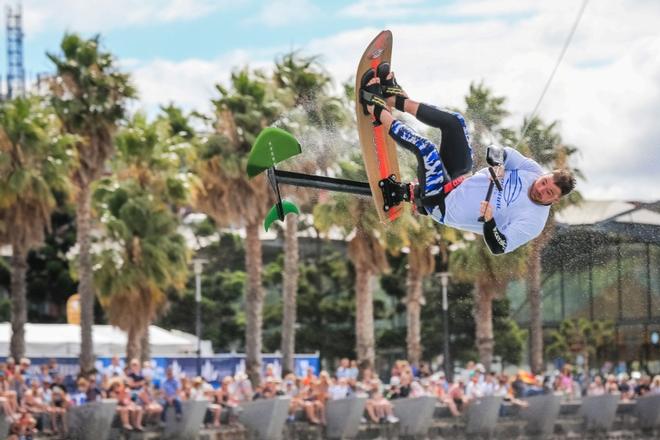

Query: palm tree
[93,182,188,362]
[384,212,440,365]
[48,33,135,371]
[515,117,582,373]
[93,112,192,361]
[546,318,614,376]
[314,160,388,368]
[452,82,526,370]
[0,96,70,360]
[273,51,348,373]
[194,68,281,386]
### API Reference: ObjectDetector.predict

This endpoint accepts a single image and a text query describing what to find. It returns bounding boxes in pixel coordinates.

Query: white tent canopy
[0,323,212,357]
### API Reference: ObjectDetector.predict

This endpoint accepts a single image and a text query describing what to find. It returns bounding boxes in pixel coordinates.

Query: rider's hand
[490,165,505,180]
[479,201,494,221]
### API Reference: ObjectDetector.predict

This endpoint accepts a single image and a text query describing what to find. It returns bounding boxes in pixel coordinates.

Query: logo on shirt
[495,170,523,209]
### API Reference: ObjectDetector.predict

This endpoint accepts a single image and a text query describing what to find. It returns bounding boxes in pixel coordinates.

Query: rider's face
[531,174,562,205]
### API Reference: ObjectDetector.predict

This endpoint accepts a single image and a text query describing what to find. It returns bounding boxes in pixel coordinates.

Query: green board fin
[264,201,300,232]
[247,127,302,178]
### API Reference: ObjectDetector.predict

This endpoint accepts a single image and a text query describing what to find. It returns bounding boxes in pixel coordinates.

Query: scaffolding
[6,2,24,99]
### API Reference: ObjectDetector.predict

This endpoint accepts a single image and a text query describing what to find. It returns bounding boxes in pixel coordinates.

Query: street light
[193,258,207,376]
[438,272,452,382]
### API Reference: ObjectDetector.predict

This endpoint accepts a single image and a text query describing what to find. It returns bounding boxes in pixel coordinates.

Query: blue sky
[14,0,660,201]
[22,0,534,78]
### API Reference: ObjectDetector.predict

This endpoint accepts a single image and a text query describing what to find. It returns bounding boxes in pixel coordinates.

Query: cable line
[515,0,589,147]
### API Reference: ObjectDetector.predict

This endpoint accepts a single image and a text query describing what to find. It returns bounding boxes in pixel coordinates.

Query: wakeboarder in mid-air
[359,63,576,254]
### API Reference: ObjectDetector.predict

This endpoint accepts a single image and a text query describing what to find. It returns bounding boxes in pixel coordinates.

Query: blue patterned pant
[390,120,445,197]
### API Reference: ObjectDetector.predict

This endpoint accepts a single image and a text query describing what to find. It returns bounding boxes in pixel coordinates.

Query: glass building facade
[507,203,660,372]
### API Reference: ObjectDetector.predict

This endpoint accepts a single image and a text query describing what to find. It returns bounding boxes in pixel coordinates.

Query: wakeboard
[355,30,403,223]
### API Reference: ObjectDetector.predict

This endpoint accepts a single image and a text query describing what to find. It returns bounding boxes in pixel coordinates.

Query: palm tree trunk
[405,267,423,366]
[76,183,96,373]
[9,243,28,361]
[527,238,544,373]
[140,324,151,363]
[474,281,494,371]
[281,214,298,374]
[355,264,375,368]
[244,221,264,387]
[126,324,142,363]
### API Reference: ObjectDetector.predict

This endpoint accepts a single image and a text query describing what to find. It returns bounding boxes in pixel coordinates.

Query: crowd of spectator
[1,355,659,439]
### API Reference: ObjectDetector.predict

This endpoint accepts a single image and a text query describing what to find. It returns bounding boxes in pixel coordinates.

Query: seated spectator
[282,374,304,422]
[495,374,528,408]
[464,371,485,401]
[635,375,651,397]
[181,376,194,400]
[9,407,37,440]
[141,361,155,383]
[37,364,51,387]
[104,355,124,379]
[263,364,280,382]
[160,367,183,423]
[429,373,460,416]
[21,387,47,433]
[233,373,253,403]
[190,377,206,400]
[587,375,606,396]
[605,374,620,395]
[301,367,317,388]
[0,370,17,421]
[618,373,635,401]
[85,371,104,402]
[6,358,16,378]
[47,359,59,380]
[357,367,398,424]
[328,376,351,400]
[299,378,324,425]
[126,359,146,394]
[48,383,69,435]
[448,379,467,413]
[336,358,351,379]
[194,377,220,428]
[138,379,163,425]
[215,375,239,426]
[651,375,660,395]
[107,378,143,431]
[18,358,32,384]
[347,360,359,381]
[70,378,91,406]
[256,377,285,400]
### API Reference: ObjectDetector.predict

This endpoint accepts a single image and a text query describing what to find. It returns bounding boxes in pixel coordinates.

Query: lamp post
[193,258,206,376]
[438,272,452,382]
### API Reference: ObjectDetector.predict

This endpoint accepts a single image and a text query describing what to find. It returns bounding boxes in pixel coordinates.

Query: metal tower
[6,2,25,99]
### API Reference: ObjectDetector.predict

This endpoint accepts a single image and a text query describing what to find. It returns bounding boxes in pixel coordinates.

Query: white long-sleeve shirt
[432,147,550,253]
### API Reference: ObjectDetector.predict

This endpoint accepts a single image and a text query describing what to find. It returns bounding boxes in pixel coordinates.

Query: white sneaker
[360,416,368,424]
[387,415,399,423]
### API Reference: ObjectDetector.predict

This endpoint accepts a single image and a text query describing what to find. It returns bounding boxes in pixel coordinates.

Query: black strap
[395,95,407,112]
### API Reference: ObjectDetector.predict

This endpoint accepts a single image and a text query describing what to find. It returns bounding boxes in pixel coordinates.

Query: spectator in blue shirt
[160,367,182,423]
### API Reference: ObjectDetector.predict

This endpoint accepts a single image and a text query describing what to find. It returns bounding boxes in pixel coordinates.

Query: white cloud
[247,0,321,27]
[23,0,236,36]
[120,0,660,201]
[340,0,428,19]
[129,49,276,116]
[313,0,660,201]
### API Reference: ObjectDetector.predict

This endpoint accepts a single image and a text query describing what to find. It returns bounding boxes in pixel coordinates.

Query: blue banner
[28,353,320,389]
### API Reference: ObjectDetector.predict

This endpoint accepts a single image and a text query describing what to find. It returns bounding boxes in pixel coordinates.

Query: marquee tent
[0,323,212,357]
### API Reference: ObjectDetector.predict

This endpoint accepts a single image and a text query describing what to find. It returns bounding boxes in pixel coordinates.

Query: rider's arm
[484,217,544,254]
[482,218,508,254]
[503,147,542,173]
